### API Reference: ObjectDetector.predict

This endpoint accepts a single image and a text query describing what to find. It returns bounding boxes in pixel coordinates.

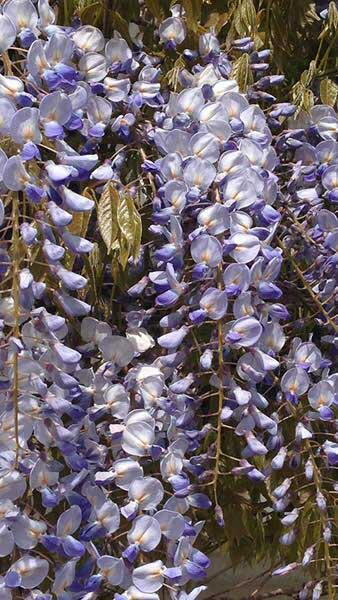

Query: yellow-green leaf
[300,61,316,86]
[231,53,253,92]
[68,189,92,238]
[131,206,142,261]
[240,0,256,33]
[64,197,91,270]
[320,77,338,107]
[117,193,142,268]
[83,241,107,305]
[118,235,131,270]
[291,81,314,116]
[327,0,338,31]
[303,88,315,112]
[97,182,119,252]
[112,11,132,41]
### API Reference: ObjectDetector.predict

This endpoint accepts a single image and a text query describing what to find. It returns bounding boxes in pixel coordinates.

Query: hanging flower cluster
[0,1,336,599]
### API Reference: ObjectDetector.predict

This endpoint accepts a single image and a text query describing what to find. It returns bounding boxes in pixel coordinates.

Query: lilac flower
[308,381,334,419]
[104,77,131,102]
[154,510,185,540]
[122,418,155,456]
[52,559,77,596]
[72,25,105,54]
[97,556,125,585]
[190,234,222,268]
[159,7,186,49]
[86,95,112,138]
[116,587,160,600]
[174,539,210,581]
[199,288,228,320]
[10,514,46,550]
[0,15,17,53]
[0,8,335,598]
[226,316,262,347]
[40,92,72,138]
[281,368,310,402]
[0,98,16,135]
[124,515,161,561]
[122,477,164,519]
[228,233,261,263]
[3,156,31,191]
[184,157,216,196]
[6,555,49,589]
[0,524,14,557]
[79,52,107,82]
[199,32,220,57]
[132,560,165,593]
[99,335,135,366]
[197,204,230,235]
[61,187,95,212]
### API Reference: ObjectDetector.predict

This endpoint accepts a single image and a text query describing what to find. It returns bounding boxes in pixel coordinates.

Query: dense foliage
[0,1,336,599]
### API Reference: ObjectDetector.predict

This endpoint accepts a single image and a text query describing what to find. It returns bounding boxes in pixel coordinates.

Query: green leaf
[59,0,76,25]
[204,11,229,34]
[80,2,101,25]
[97,182,119,253]
[144,0,163,19]
[320,77,338,107]
[240,0,256,34]
[111,11,132,41]
[182,0,202,33]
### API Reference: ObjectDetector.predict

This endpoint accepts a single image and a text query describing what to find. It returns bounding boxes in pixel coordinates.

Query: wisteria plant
[0,1,336,599]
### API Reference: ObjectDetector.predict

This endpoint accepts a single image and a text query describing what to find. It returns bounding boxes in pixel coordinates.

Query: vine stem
[11,192,21,467]
[286,393,334,599]
[2,52,13,75]
[63,0,71,25]
[305,440,335,600]
[103,0,118,37]
[213,265,225,505]
[103,0,110,37]
[318,34,337,72]
[277,237,338,333]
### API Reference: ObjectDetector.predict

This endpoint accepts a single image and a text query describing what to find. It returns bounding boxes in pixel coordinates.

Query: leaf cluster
[60,0,337,97]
